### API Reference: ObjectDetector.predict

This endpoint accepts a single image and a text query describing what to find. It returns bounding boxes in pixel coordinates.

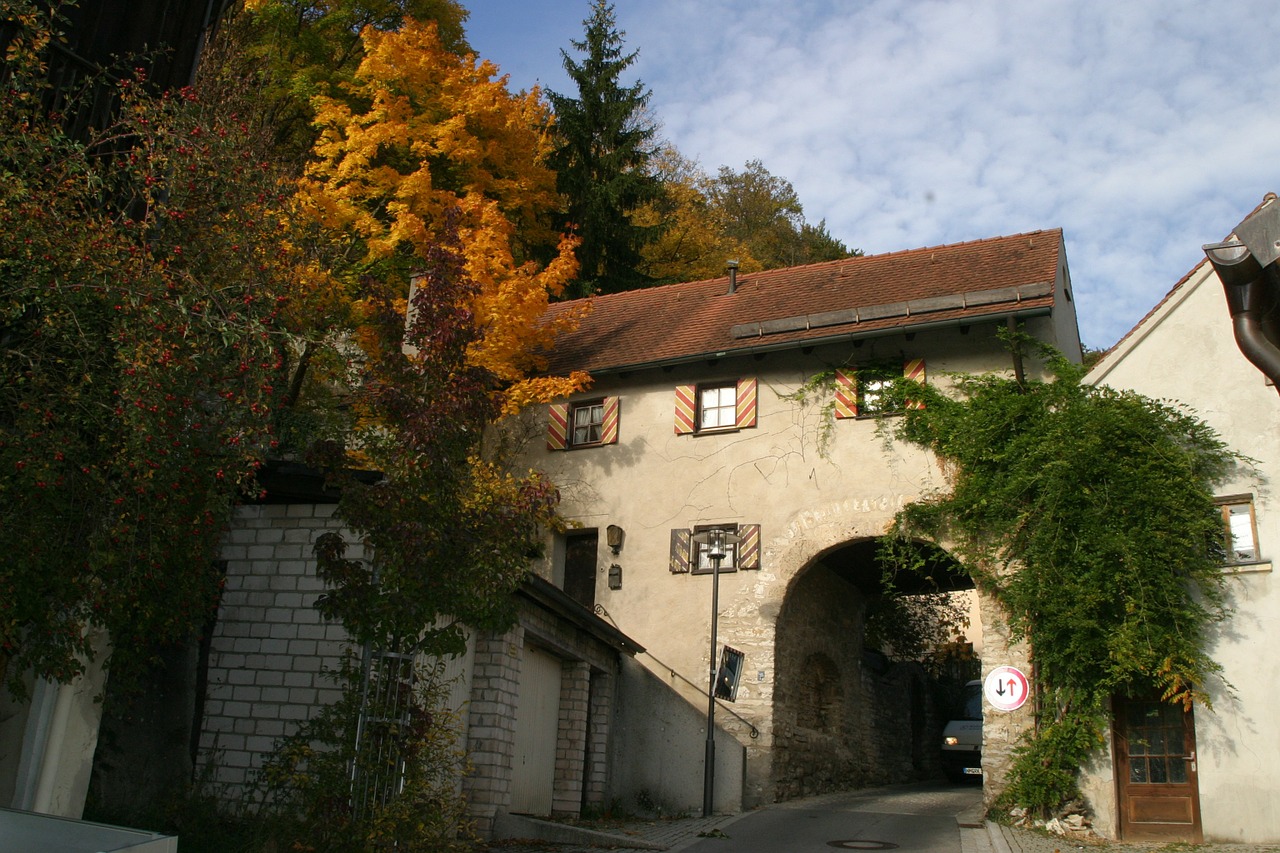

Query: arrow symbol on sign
[995,680,1006,697]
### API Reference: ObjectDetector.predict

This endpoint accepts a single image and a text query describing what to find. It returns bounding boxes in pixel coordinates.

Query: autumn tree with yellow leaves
[237,19,591,846]
[296,17,588,413]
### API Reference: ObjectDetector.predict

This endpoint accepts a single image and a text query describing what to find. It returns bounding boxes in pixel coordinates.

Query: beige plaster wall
[1088,260,1280,843]
[519,316,1069,805]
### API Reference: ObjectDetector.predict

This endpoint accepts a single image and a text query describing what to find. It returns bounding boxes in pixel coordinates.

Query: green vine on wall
[785,333,1241,816]
[880,333,1239,816]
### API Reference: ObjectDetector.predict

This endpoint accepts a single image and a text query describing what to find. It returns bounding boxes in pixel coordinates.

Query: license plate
[962,767,982,776]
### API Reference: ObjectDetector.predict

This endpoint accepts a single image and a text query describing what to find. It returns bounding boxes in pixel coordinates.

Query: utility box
[0,808,177,852]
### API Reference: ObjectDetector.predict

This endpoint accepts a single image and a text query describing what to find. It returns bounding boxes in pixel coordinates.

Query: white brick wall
[198,503,356,796]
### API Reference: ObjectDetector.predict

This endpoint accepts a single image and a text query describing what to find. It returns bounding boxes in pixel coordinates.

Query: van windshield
[961,684,982,720]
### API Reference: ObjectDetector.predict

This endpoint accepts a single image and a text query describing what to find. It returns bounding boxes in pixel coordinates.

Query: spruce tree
[549,0,664,297]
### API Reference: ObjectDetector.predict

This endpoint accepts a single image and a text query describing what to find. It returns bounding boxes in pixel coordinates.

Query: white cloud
[468,0,1280,348]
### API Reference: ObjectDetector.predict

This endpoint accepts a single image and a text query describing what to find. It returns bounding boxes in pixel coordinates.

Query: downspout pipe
[1205,239,1280,393]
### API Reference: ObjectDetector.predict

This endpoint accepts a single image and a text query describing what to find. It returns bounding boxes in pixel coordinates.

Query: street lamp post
[691,527,738,818]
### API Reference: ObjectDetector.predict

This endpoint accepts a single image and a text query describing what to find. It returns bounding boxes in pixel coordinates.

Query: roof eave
[581,304,1055,377]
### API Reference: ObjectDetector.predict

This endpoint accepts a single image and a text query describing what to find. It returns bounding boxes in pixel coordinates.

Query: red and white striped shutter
[833,370,858,419]
[674,385,697,434]
[735,378,758,428]
[904,359,926,409]
[547,402,570,450]
[669,528,692,573]
[600,396,620,445]
[738,524,761,570]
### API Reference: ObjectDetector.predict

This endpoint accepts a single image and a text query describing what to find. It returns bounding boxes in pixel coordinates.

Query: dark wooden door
[563,531,598,609]
[1113,695,1202,842]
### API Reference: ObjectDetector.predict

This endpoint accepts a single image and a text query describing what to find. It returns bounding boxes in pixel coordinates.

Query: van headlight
[944,736,959,746]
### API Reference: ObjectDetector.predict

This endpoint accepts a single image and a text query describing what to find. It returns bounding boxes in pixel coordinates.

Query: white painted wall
[1087,257,1280,843]
[0,631,109,819]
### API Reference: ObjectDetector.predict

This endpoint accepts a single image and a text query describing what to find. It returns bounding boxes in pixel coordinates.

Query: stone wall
[462,625,523,833]
[200,502,701,839]
[976,587,1035,811]
[771,562,946,800]
[199,503,352,797]
[861,659,940,784]
[771,563,867,799]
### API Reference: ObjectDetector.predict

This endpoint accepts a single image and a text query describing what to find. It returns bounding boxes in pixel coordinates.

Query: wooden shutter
[669,528,691,573]
[547,402,570,450]
[735,378,758,428]
[833,370,858,419]
[600,396,621,445]
[904,358,926,409]
[674,385,697,435]
[738,524,761,570]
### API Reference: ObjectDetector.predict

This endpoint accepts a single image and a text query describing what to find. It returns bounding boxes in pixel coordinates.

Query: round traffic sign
[984,665,1029,711]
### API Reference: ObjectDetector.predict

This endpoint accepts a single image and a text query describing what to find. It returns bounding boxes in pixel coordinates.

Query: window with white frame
[546,397,620,450]
[674,379,758,435]
[833,359,926,420]
[856,369,896,417]
[699,384,738,431]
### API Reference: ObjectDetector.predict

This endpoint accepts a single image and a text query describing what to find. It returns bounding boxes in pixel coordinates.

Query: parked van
[941,679,982,782]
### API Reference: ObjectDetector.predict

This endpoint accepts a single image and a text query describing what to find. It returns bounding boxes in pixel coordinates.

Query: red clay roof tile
[540,229,1063,374]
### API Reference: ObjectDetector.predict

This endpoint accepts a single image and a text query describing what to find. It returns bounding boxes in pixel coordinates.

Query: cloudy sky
[464,0,1280,349]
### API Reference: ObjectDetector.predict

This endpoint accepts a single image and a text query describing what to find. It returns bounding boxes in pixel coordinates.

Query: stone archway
[768,537,973,802]
[771,557,867,799]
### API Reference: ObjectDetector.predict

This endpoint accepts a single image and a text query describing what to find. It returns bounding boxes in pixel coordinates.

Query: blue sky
[464,0,1280,349]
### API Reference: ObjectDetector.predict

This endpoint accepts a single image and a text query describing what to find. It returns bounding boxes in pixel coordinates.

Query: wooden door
[563,531,598,610]
[1113,695,1202,842]
[510,645,562,815]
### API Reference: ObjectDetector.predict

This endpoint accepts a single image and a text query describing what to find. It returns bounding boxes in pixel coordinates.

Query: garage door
[510,645,562,815]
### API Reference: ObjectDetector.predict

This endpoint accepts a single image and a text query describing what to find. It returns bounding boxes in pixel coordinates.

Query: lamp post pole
[692,527,737,818]
[704,542,721,818]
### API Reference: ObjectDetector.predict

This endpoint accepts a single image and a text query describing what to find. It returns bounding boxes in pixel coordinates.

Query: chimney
[727,259,739,294]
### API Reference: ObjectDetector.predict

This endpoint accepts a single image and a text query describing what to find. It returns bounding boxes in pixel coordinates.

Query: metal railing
[350,645,417,819]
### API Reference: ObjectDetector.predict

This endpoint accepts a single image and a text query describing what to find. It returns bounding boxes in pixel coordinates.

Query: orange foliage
[297,18,589,411]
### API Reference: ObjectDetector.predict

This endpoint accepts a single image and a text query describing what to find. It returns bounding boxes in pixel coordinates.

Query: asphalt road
[679,782,982,853]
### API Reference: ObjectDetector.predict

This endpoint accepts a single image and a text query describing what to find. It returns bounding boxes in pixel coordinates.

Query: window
[572,401,604,446]
[1216,496,1260,564]
[699,384,738,430]
[856,369,896,416]
[547,397,620,450]
[834,359,926,419]
[674,378,757,435]
[668,523,762,573]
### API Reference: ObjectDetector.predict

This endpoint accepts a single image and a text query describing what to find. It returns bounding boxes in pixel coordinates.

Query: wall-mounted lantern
[606,524,625,555]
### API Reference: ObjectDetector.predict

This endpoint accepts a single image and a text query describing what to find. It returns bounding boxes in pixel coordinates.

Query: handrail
[594,603,759,739]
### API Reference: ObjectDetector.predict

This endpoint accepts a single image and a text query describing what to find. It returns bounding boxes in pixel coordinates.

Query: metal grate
[350,645,417,820]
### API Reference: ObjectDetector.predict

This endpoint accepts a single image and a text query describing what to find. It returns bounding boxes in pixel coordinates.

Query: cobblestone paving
[987,821,1280,853]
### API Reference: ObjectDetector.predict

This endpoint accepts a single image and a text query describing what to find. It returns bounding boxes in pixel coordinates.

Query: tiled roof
[540,229,1063,375]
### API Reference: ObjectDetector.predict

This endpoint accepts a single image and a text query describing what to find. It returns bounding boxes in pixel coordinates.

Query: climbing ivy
[880,333,1239,816]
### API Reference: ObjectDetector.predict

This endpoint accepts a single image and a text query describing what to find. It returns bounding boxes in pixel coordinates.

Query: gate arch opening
[770,537,975,801]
